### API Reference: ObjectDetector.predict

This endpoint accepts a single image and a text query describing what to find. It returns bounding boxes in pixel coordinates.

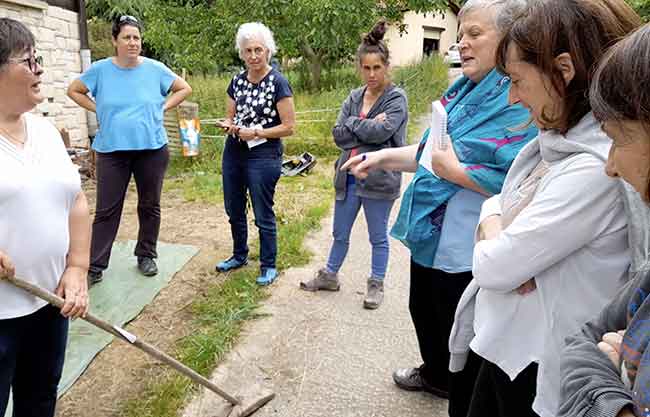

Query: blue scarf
[390,69,538,267]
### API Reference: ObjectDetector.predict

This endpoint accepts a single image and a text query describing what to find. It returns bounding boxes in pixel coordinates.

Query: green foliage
[627,0,650,21]
[86,0,153,21]
[87,17,113,60]
[125,0,450,85]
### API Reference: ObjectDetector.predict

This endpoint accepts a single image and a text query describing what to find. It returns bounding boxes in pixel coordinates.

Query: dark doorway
[423,38,440,57]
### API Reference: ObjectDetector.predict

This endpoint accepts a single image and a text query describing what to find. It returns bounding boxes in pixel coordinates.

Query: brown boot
[363,278,384,309]
[300,268,340,292]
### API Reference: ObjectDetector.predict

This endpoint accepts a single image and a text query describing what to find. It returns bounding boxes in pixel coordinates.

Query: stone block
[39,27,55,43]
[47,7,77,23]
[43,15,58,30]
[54,36,66,50]
[66,38,80,52]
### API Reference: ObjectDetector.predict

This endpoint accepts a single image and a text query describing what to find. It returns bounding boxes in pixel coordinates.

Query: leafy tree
[142,0,451,88]
[86,0,153,21]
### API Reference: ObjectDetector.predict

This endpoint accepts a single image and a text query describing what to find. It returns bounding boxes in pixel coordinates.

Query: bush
[169,56,449,177]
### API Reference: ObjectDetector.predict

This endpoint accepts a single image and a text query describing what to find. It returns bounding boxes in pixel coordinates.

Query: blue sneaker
[215,256,248,272]
[256,268,278,286]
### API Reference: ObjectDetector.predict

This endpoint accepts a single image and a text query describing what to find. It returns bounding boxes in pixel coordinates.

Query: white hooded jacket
[449,112,639,417]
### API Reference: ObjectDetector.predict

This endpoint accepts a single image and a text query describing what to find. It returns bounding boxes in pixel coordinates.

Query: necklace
[0,121,27,146]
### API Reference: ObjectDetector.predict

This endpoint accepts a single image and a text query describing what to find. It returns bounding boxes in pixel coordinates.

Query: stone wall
[1,0,88,146]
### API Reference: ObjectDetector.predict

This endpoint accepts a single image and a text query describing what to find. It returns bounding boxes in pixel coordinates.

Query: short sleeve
[152,60,177,96]
[227,74,238,100]
[79,62,100,96]
[273,71,293,101]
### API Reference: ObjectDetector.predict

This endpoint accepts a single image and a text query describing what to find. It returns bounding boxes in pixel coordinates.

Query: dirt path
[55,182,234,417]
[181,175,448,417]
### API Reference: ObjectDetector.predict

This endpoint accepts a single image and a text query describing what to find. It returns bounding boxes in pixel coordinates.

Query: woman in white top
[0,18,91,417]
[448,1,643,416]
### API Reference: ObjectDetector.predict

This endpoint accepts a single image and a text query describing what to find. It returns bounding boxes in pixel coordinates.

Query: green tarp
[4,240,198,417]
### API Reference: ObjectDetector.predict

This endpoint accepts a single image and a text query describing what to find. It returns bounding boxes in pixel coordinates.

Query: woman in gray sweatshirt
[299,21,408,309]
[560,23,650,417]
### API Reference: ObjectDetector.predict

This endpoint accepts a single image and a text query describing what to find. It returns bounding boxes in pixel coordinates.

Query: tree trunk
[301,41,322,91]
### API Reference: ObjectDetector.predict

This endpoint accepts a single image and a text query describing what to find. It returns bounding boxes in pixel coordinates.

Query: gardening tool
[1,274,274,417]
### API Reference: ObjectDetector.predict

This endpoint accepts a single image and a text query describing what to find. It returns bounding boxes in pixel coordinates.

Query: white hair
[235,22,277,63]
[459,0,529,33]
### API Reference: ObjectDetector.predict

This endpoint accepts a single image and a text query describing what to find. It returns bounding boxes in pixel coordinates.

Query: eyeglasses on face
[9,55,43,73]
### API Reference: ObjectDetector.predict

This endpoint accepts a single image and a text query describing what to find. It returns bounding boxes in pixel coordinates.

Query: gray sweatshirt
[560,184,650,417]
[332,83,408,201]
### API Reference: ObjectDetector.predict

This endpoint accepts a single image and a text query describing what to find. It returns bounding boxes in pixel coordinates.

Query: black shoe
[137,257,158,277]
[392,366,449,399]
[87,270,103,286]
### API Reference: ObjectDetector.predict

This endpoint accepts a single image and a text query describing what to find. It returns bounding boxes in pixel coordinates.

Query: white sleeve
[472,156,622,292]
[474,194,502,243]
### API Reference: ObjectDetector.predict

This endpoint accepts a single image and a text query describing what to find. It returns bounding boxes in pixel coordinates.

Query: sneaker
[392,366,449,399]
[87,270,103,286]
[363,278,384,309]
[215,256,248,272]
[256,268,278,286]
[299,268,340,292]
[137,257,158,277]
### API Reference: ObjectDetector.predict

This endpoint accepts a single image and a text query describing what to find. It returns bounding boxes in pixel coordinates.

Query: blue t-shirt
[80,57,177,153]
[226,68,292,155]
[433,189,486,273]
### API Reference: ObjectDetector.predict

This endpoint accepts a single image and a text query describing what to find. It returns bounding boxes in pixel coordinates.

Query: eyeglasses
[119,15,139,24]
[9,55,43,73]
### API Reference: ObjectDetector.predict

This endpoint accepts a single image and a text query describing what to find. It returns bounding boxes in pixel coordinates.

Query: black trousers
[409,259,473,394]
[90,146,169,272]
[467,356,539,417]
[0,305,69,417]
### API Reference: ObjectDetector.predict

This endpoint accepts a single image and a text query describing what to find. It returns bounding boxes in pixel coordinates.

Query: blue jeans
[222,139,282,269]
[0,305,69,417]
[326,180,394,279]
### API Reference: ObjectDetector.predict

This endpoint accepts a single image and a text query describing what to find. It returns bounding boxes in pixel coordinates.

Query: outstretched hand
[340,152,383,179]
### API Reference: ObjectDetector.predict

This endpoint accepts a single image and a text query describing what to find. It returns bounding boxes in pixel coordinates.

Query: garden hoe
[1,274,274,417]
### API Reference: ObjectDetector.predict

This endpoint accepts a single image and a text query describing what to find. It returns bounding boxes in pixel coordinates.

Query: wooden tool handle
[1,274,241,406]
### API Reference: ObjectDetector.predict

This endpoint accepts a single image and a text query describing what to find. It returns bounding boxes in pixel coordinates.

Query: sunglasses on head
[119,15,139,24]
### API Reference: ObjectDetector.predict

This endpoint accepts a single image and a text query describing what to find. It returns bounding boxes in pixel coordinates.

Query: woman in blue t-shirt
[67,15,192,284]
[214,22,295,286]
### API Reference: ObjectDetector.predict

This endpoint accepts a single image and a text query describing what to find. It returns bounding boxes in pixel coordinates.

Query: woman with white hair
[341,1,535,415]
[215,22,295,286]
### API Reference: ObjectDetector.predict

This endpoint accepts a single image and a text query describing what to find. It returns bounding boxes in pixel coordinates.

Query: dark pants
[449,349,483,417]
[467,356,539,417]
[409,260,473,393]
[90,146,170,272]
[0,305,69,417]
[222,141,282,269]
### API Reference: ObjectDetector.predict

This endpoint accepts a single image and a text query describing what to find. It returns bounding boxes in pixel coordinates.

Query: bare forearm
[164,87,192,112]
[67,192,91,271]
[438,163,490,196]
[378,145,419,172]
[69,92,96,113]
[257,123,294,139]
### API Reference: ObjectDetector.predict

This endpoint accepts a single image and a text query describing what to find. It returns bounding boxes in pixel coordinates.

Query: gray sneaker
[300,268,340,292]
[363,278,384,309]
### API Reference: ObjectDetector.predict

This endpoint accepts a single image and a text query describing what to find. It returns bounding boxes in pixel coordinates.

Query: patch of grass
[120,56,447,417]
[121,164,333,417]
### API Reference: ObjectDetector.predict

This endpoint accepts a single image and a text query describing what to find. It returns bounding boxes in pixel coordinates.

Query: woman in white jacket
[448,1,643,417]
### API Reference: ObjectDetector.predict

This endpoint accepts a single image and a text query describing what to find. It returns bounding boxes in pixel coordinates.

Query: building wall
[386,10,459,67]
[1,0,88,146]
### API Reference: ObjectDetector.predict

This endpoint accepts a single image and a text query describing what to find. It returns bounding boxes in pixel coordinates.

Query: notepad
[246,124,267,149]
[419,100,448,176]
